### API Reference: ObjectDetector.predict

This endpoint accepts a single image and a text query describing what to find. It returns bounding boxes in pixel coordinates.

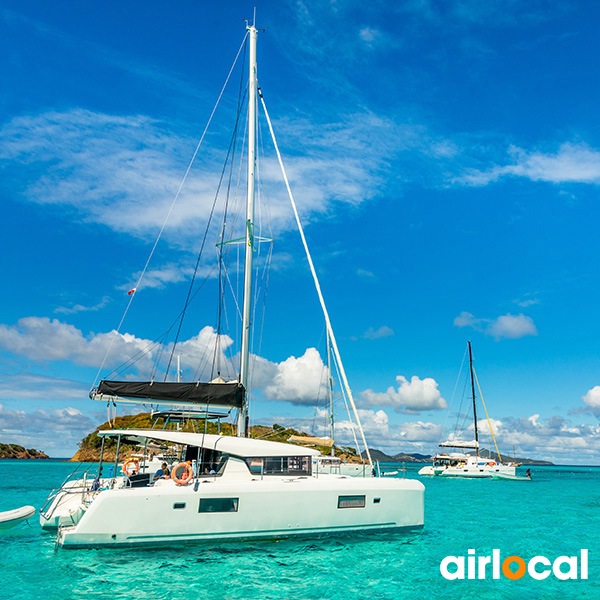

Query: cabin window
[373,498,381,504]
[198,498,239,513]
[338,495,366,509]
[245,456,311,476]
[173,503,186,510]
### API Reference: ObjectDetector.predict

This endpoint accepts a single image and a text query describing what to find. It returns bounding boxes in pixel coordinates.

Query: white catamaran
[40,21,424,548]
[419,342,517,478]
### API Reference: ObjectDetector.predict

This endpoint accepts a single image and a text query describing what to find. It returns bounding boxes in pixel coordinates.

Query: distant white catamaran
[40,20,424,548]
[419,341,518,478]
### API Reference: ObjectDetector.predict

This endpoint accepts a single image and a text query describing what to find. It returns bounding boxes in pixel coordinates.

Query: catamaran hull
[56,478,424,548]
[436,465,516,478]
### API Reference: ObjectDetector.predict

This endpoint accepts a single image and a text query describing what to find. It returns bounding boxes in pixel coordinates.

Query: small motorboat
[0,505,36,529]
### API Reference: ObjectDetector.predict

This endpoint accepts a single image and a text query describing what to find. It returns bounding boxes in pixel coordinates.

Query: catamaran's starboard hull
[56,478,424,548]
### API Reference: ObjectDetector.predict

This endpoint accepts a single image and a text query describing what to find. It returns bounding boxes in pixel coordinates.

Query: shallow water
[1,461,598,599]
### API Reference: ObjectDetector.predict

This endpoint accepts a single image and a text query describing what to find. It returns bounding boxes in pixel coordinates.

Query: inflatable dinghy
[0,506,36,529]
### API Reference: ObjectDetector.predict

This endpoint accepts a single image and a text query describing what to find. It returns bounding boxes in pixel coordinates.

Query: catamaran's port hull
[55,478,424,549]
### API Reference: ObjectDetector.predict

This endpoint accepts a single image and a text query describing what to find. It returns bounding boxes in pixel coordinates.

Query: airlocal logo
[440,549,589,580]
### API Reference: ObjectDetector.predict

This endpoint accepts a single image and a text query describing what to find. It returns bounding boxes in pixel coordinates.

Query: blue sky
[1,0,600,462]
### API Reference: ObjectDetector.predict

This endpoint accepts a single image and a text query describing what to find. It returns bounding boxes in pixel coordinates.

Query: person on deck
[153,462,170,481]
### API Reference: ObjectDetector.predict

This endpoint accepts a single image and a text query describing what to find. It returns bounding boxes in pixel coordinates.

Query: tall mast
[238,22,258,437]
[468,340,479,456]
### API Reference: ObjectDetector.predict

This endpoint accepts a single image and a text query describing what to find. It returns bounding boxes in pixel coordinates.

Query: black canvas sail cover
[94,380,244,408]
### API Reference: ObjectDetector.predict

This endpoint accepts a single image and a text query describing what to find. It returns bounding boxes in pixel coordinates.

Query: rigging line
[212,50,247,380]
[251,242,273,384]
[472,366,502,462]
[310,324,328,436]
[107,336,166,379]
[213,92,247,382]
[456,372,471,438]
[443,343,469,438]
[164,91,248,381]
[256,98,276,244]
[258,87,373,466]
[92,33,249,388]
[331,349,363,461]
[100,266,216,381]
[217,85,248,381]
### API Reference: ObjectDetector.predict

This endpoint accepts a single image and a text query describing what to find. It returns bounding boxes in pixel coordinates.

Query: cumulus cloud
[0,316,156,372]
[582,386,600,418]
[361,375,447,413]
[261,348,329,405]
[454,311,537,340]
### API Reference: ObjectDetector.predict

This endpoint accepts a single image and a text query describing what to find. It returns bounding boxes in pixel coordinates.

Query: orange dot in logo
[502,556,527,580]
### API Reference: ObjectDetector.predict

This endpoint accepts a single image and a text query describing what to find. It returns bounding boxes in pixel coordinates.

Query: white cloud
[0,403,97,456]
[454,311,537,340]
[491,413,600,461]
[514,297,540,308]
[0,317,238,382]
[583,386,600,409]
[490,314,537,339]
[119,263,210,292]
[283,406,444,452]
[0,108,414,252]
[461,143,600,187]
[582,386,600,418]
[0,373,88,401]
[54,296,111,315]
[0,110,223,245]
[0,316,334,407]
[363,326,394,340]
[262,348,329,405]
[473,416,504,436]
[398,420,444,442]
[358,26,386,48]
[0,316,156,372]
[361,375,447,413]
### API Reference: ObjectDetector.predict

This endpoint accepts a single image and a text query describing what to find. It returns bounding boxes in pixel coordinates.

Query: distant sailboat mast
[238,22,258,438]
[468,340,479,457]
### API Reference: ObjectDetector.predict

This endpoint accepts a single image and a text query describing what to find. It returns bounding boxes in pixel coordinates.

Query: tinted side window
[198,498,239,513]
[338,495,366,509]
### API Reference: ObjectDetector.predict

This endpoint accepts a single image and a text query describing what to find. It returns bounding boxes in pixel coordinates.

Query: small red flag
[127,288,136,296]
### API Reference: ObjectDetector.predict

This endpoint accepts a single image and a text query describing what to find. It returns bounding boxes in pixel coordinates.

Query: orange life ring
[172,462,194,485]
[123,459,139,476]
[488,462,495,467]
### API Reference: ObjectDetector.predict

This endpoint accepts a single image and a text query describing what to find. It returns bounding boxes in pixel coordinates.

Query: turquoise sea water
[1,461,598,600]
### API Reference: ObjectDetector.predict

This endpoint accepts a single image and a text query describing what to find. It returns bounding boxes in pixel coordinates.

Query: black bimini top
[94,380,244,408]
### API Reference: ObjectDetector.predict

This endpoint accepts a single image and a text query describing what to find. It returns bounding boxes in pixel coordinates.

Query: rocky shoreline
[0,443,50,459]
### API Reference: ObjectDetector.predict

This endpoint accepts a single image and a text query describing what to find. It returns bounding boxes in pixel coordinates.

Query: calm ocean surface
[0,461,598,600]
